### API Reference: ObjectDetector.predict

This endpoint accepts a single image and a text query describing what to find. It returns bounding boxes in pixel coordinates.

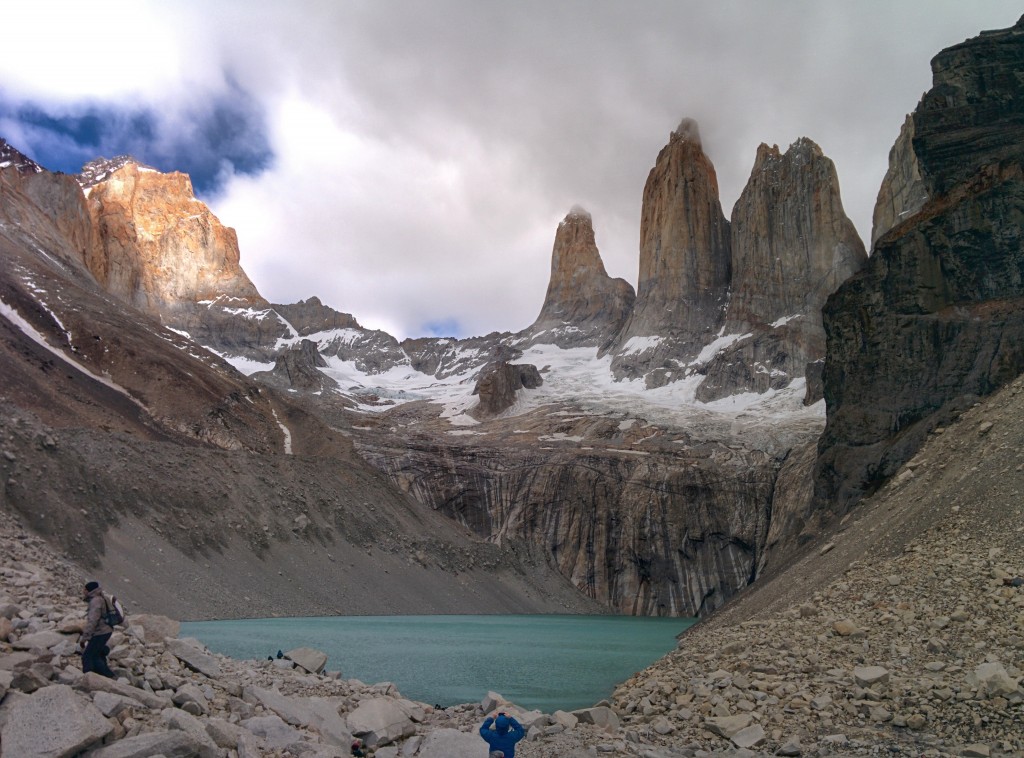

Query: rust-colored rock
[609,119,731,384]
[86,162,265,316]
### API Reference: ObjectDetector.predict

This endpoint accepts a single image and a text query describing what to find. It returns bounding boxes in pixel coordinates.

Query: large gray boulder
[240,714,303,749]
[347,697,416,747]
[82,730,206,757]
[571,705,619,733]
[416,727,487,757]
[284,646,328,675]
[1,684,112,758]
[247,686,352,747]
[129,613,180,641]
[11,629,69,651]
[161,706,224,758]
[165,638,222,678]
[74,671,172,710]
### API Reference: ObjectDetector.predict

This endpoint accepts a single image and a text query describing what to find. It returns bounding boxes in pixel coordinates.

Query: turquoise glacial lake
[182,614,695,712]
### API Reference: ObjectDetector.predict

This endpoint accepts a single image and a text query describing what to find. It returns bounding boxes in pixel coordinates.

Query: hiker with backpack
[79,580,119,678]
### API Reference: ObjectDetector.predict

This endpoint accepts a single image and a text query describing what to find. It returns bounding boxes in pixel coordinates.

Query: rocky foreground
[1,378,1022,758]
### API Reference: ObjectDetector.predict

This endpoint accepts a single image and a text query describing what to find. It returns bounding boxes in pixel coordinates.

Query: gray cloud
[4,1,1021,339]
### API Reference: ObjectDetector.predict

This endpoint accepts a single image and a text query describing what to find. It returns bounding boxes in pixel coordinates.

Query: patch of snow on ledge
[621,335,662,355]
[693,332,751,365]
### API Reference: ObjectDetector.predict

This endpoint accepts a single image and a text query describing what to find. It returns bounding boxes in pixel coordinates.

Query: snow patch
[271,407,293,454]
[693,332,751,365]
[621,335,662,355]
[770,314,800,328]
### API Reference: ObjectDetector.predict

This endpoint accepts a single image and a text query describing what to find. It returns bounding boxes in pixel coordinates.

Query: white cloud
[5,1,1023,339]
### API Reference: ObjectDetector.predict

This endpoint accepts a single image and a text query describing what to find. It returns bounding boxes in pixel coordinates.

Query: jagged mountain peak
[78,155,156,188]
[755,137,823,167]
[0,138,43,175]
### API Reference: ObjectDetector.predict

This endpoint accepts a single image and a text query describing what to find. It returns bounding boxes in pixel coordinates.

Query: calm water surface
[183,615,694,711]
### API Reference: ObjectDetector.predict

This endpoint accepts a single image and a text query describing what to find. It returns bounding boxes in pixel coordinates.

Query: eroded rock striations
[815,15,1024,514]
[527,206,634,348]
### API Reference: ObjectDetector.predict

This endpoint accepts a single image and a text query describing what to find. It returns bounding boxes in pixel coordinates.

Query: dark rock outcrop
[0,138,43,175]
[252,339,338,394]
[815,16,1024,515]
[527,207,634,347]
[471,362,542,418]
[272,296,360,335]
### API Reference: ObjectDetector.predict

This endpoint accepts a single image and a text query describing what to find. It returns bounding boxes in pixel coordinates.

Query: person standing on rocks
[479,712,523,758]
[79,580,116,678]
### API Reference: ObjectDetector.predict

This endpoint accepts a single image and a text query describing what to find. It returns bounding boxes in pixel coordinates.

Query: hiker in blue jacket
[479,712,524,757]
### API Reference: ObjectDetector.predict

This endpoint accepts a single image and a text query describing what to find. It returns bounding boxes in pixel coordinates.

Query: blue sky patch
[0,83,272,197]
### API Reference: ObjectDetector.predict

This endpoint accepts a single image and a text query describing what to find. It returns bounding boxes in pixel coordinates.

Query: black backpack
[102,594,126,627]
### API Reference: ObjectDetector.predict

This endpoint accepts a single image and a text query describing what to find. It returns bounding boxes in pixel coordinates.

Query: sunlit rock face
[694,139,866,402]
[816,15,1024,515]
[609,120,731,385]
[85,162,265,315]
[527,207,635,348]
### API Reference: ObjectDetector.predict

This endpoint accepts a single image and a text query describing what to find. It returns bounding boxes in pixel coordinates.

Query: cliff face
[528,207,635,347]
[726,139,865,332]
[695,139,866,402]
[871,116,927,245]
[0,162,94,270]
[86,162,265,316]
[609,120,731,385]
[355,412,815,617]
[815,16,1024,514]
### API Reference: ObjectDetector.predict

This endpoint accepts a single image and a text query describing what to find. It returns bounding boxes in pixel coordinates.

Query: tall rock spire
[726,138,865,333]
[608,118,731,386]
[631,118,731,341]
[694,138,866,402]
[527,206,634,347]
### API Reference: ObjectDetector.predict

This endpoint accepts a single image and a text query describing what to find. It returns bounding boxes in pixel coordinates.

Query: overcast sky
[2,2,1020,339]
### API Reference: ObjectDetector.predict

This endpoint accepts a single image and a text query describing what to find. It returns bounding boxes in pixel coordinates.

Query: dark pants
[82,632,115,678]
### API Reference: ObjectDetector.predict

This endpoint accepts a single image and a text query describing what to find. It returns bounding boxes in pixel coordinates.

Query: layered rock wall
[357,425,808,618]
[815,16,1024,514]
